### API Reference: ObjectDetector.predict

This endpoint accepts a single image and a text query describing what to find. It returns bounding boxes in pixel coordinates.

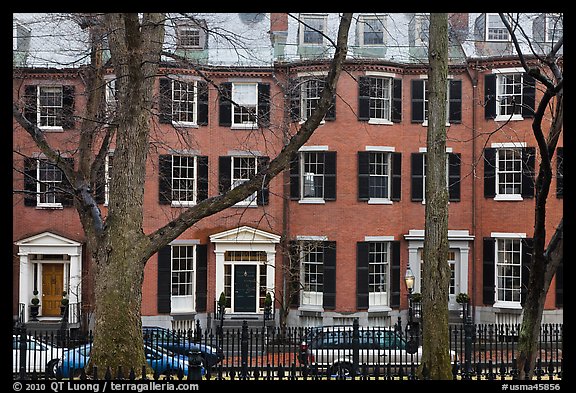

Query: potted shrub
[30,290,40,321]
[410,292,422,303]
[456,292,470,304]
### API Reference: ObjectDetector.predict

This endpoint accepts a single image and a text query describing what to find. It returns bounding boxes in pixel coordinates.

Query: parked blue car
[142,326,224,368]
[56,343,201,378]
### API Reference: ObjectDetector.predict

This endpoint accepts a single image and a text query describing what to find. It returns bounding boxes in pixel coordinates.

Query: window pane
[171,245,194,296]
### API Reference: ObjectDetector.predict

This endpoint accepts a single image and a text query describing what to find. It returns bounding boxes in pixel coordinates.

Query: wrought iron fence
[13,319,562,381]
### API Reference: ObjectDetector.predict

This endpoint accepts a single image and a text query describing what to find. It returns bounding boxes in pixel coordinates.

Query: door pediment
[210,226,280,244]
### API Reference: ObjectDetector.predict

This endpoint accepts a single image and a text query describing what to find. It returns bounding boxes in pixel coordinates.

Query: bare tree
[12,12,353,371]
[499,12,563,379]
[420,12,452,380]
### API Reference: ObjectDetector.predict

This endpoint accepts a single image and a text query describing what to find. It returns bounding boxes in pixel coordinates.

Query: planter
[30,304,39,321]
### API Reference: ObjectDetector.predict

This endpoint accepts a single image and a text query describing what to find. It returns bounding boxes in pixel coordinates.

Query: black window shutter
[62,85,76,129]
[522,74,536,118]
[556,147,563,198]
[323,241,337,310]
[324,152,337,201]
[411,153,424,202]
[257,156,270,206]
[411,79,425,123]
[24,85,37,126]
[218,156,232,194]
[391,152,402,201]
[483,237,495,305]
[60,157,75,207]
[484,148,496,198]
[521,238,533,307]
[358,76,370,121]
[484,74,497,119]
[24,157,37,207]
[197,156,209,202]
[219,82,232,127]
[521,147,535,198]
[159,155,172,204]
[356,242,370,310]
[195,244,208,312]
[390,241,401,308]
[258,83,271,127]
[94,159,106,204]
[289,153,301,200]
[159,78,173,124]
[157,246,172,314]
[449,80,462,124]
[358,152,370,201]
[392,78,402,123]
[289,78,301,122]
[197,81,209,126]
[289,241,300,307]
[448,152,461,202]
[556,258,563,307]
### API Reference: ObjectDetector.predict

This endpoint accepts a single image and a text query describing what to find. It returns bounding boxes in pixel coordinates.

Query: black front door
[234,265,257,312]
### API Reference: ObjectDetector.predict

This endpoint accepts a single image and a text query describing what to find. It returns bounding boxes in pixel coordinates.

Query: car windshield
[144,328,186,342]
[311,328,407,350]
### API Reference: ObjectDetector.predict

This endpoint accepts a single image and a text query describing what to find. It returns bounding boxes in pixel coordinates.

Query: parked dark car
[56,343,198,378]
[142,326,224,368]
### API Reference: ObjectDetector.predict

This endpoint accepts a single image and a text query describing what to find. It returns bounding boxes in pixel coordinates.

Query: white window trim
[296,235,329,241]
[36,85,64,132]
[169,244,196,313]
[298,77,327,124]
[365,75,393,123]
[299,241,325,310]
[358,14,386,47]
[231,156,258,208]
[364,150,393,204]
[36,159,63,209]
[418,148,452,204]
[364,236,395,242]
[493,236,523,308]
[299,14,328,46]
[485,13,511,42]
[171,79,199,127]
[231,82,258,129]
[494,147,524,201]
[299,145,329,152]
[170,155,198,207]
[419,77,452,127]
[104,154,113,206]
[545,13,562,43]
[493,71,525,122]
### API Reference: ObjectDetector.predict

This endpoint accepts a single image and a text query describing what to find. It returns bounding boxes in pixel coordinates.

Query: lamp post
[404,265,418,355]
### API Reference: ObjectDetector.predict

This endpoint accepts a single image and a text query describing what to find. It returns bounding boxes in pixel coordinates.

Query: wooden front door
[42,264,63,316]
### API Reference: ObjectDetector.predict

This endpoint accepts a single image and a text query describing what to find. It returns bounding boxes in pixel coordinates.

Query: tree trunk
[421,13,452,380]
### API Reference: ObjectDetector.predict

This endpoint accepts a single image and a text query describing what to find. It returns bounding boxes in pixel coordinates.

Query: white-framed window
[368,77,392,122]
[414,13,429,46]
[300,15,326,45]
[301,242,324,307]
[496,73,523,119]
[421,152,450,203]
[105,76,117,112]
[368,242,389,307]
[496,148,522,198]
[300,78,323,121]
[358,15,385,46]
[38,86,64,129]
[486,13,510,41]
[176,19,207,49]
[232,83,258,128]
[546,13,563,43]
[418,248,459,299]
[171,155,197,206]
[495,238,522,304]
[171,244,196,312]
[172,80,198,126]
[104,155,113,206]
[368,152,391,201]
[231,156,257,206]
[421,79,451,126]
[301,152,325,200]
[37,159,63,207]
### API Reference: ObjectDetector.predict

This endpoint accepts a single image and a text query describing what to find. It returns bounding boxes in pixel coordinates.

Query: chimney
[449,13,469,42]
[270,13,288,61]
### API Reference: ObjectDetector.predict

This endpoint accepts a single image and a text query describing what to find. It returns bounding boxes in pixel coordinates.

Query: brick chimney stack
[449,13,469,42]
[270,13,288,61]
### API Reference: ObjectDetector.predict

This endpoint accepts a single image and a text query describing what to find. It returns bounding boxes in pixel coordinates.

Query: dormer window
[486,13,510,41]
[176,20,207,49]
[546,13,562,42]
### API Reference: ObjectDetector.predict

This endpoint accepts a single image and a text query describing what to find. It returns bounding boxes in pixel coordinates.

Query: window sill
[232,203,258,208]
[299,120,325,126]
[494,115,524,122]
[368,305,391,313]
[171,201,196,207]
[368,119,393,125]
[298,198,325,205]
[422,121,451,127]
[494,194,523,202]
[368,198,393,205]
[39,127,64,132]
[36,204,63,210]
[172,121,199,128]
[493,301,523,311]
[231,124,257,130]
[298,305,324,313]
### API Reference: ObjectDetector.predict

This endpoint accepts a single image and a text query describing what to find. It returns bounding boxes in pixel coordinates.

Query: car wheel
[47,360,59,378]
[330,363,354,378]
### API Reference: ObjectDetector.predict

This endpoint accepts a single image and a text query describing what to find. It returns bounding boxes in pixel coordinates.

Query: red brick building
[12,13,563,331]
